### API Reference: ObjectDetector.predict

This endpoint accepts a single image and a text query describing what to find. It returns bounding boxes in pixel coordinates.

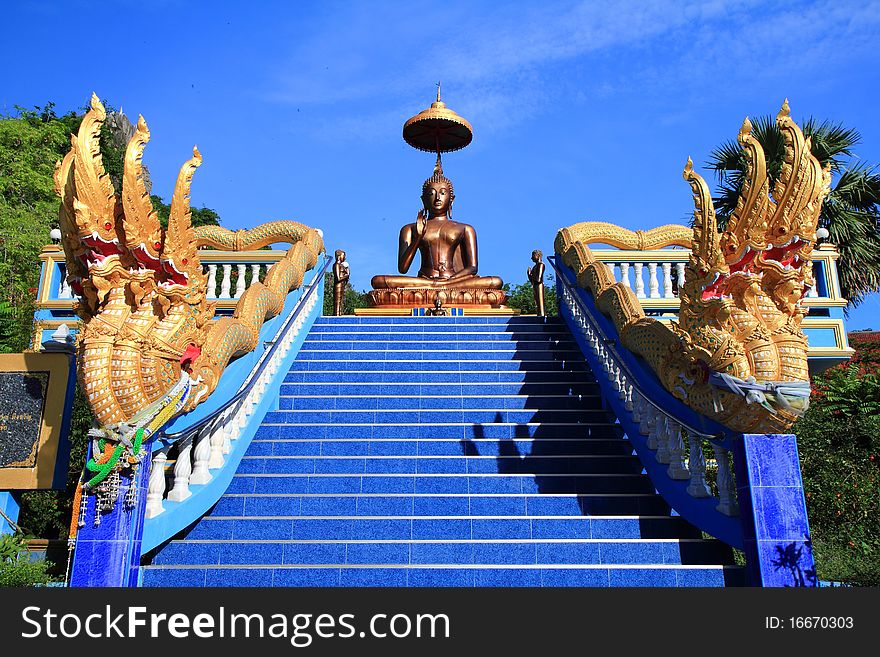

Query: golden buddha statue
[368,86,506,309]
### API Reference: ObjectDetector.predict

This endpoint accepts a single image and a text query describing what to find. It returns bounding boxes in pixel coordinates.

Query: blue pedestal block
[734,434,817,587]
[70,460,151,587]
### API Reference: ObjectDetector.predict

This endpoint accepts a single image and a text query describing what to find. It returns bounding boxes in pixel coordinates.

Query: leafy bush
[0,533,56,587]
[795,338,880,586]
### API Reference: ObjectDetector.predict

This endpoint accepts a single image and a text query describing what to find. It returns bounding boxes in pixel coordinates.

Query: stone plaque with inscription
[0,353,75,490]
[0,372,49,468]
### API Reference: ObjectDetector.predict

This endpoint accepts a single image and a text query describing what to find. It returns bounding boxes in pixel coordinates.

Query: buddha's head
[421,164,454,218]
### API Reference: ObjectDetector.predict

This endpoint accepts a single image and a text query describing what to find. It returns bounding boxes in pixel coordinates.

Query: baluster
[675,262,686,296]
[647,263,660,298]
[623,379,632,408]
[208,424,226,469]
[666,420,689,479]
[220,264,232,298]
[645,410,659,447]
[633,262,645,298]
[686,434,711,498]
[206,264,218,299]
[630,391,642,422]
[189,426,213,485]
[619,262,631,289]
[144,447,169,519]
[713,446,739,515]
[166,436,193,502]
[251,264,261,290]
[606,262,617,281]
[662,262,674,298]
[655,416,671,463]
[234,264,247,298]
[638,401,651,435]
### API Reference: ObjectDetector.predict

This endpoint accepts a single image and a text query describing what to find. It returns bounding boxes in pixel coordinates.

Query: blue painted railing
[552,255,818,586]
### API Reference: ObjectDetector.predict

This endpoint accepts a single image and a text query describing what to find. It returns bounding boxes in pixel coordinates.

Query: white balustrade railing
[557,278,740,519]
[143,259,325,519]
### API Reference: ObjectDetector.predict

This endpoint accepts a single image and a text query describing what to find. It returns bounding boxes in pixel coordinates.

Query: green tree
[322,273,369,315]
[794,335,880,586]
[707,116,880,308]
[503,274,558,316]
[150,195,221,229]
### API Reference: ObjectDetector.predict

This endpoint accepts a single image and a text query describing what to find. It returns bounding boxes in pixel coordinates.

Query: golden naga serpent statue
[555,101,829,433]
[55,94,324,517]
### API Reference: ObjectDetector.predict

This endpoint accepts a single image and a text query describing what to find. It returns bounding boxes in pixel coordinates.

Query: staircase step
[287,361,593,373]
[236,454,644,476]
[152,537,731,567]
[206,493,669,518]
[245,438,632,457]
[142,564,743,588]
[254,424,622,440]
[231,473,657,495]
[278,395,603,411]
[177,515,702,541]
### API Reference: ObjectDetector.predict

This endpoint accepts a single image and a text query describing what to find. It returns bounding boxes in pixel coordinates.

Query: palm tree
[707,116,880,309]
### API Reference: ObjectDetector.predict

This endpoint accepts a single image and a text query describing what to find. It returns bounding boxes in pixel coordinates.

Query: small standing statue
[333,249,350,316]
[528,249,545,317]
[426,295,448,316]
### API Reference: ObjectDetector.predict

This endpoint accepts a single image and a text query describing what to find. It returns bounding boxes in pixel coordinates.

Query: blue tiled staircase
[142,316,742,587]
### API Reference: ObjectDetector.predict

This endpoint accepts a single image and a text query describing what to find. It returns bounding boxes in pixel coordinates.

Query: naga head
[158,147,208,301]
[122,115,164,277]
[681,158,730,311]
[71,94,132,277]
[759,101,831,313]
[719,118,772,279]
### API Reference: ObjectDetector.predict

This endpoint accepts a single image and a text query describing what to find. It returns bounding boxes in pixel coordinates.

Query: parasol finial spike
[436,81,441,103]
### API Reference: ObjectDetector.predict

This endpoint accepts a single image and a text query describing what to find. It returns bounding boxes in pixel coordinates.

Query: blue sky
[3,0,879,327]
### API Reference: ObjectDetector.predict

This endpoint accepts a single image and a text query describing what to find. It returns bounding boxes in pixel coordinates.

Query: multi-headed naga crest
[55,94,324,521]
[556,101,830,433]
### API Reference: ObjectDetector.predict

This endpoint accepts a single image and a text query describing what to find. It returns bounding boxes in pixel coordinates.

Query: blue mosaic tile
[357,495,413,516]
[244,496,300,517]
[532,518,591,539]
[360,475,414,494]
[345,543,409,565]
[410,542,474,565]
[408,568,475,587]
[152,542,220,566]
[474,568,542,587]
[369,440,418,456]
[413,495,469,516]
[292,519,353,540]
[415,476,468,494]
[254,476,309,494]
[412,519,470,540]
[320,440,369,457]
[350,519,412,540]
[541,568,609,587]
[300,495,358,516]
[205,568,273,587]
[469,475,523,494]
[314,457,365,474]
[469,496,526,516]
[233,519,294,540]
[219,542,284,565]
[142,568,206,587]
[472,519,531,539]
[340,568,407,587]
[473,542,536,565]
[282,542,345,565]
[608,567,677,587]
[272,568,342,587]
